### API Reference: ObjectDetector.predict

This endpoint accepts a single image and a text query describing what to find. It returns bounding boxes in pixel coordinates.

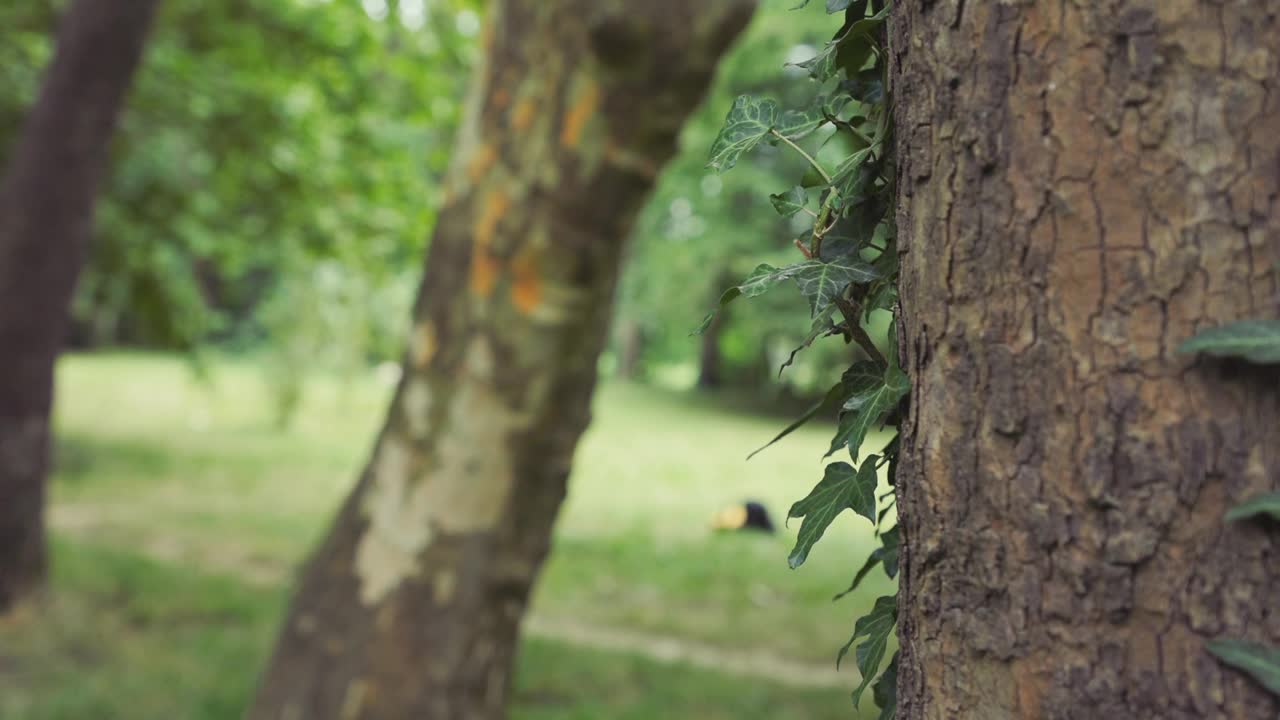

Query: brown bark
[246,3,754,719]
[890,1,1280,718]
[0,0,159,613]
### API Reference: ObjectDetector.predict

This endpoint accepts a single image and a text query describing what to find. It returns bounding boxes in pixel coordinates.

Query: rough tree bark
[247,3,753,719]
[890,1,1279,718]
[0,0,159,614]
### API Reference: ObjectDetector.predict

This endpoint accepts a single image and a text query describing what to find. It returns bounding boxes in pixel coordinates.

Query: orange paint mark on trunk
[467,144,498,182]
[469,250,500,297]
[510,247,542,314]
[473,189,511,250]
[511,97,538,132]
[560,83,600,148]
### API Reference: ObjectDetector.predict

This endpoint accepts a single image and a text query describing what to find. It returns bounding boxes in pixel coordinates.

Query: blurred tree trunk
[891,2,1279,718]
[697,269,733,389]
[697,313,724,388]
[247,3,754,719]
[0,0,158,614]
[614,317,646,380]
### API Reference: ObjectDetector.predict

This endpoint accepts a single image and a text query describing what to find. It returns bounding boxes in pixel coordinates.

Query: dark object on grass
[711,500,775,534]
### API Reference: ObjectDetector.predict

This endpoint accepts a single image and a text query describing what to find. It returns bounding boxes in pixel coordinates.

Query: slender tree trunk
[0,0,159,614]
[247,3,753,719]
[614,317,646,380]
[890,2,1279,718]
[697,312,725,389]
[697,269,733,389]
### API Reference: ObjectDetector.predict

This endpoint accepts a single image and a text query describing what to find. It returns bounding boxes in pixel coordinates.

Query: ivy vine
[707,0,1280,711]
[701,0,902,714]
[1180,320,1280,698]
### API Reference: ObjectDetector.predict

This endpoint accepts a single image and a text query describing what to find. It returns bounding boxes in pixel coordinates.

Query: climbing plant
[1179,319,1280,698]
[700,0,902,714]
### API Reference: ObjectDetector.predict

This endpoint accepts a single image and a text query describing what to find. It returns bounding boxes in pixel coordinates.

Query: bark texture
[890,1,1280,717]
[247,3,753,719]
[0,0,158,613]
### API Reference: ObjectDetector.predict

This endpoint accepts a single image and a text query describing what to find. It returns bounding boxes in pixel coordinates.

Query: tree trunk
[247,3,753,719]
[0,0,159,614]
[614,317,646,380]
[890,2,1279,718]
[697,269,733,389]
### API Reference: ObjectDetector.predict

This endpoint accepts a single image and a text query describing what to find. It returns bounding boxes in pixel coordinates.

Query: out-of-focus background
[0,2,892,717]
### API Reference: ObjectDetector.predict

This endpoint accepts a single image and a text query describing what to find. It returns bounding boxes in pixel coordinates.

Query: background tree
[891,1,1279,717]
[0,0,478,425]
[0,0,159,613]
[247,2,754,718]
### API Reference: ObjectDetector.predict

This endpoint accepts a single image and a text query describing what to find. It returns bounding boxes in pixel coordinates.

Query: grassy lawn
[2,352,896,719]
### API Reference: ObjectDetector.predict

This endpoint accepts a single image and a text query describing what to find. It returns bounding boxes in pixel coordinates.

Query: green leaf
[878,524,900,578]
[706,95,780,173]
[837,594,897,708]
[872,653,898,720]
[787,456,879,568]
[1206,638,1280,695]
[825,361,886,457]
[748,379,846,460]
[791,257,879,316]
[831,365,907,461]
[777,107,826,141]
[1225,492,1280,523]
[794,45,839,82]
[691,263,795,335]
[833,551,882,601]
[1178,319,1280,364]
[826,0,860,12]
[779,307,838,377]
[769,186,808,218]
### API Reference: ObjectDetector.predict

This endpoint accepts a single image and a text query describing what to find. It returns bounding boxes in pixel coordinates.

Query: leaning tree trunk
[0,0,159,614]
[890,1,1279,718]
[247,3,753,719]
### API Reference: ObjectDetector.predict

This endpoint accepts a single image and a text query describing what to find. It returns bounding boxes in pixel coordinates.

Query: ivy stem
[769,129,831,184]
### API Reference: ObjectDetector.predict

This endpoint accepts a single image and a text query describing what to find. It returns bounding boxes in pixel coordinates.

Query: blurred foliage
[0,0,479,422]
[613,3,869,394]
[0,0,865,413]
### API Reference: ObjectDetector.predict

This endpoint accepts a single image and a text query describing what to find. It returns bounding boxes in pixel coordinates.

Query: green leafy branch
[701,0,903,714]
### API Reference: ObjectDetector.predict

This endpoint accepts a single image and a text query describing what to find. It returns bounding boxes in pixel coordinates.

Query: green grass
[2,352,896,719]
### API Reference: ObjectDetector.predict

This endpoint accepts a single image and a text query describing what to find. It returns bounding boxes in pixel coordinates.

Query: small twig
[770,129,831,184]
[834,296,887,369]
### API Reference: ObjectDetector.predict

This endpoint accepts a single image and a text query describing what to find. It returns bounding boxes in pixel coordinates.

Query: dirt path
[50,505,854,690]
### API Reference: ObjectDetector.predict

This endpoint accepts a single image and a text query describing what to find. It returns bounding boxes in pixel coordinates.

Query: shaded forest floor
[1,353,893,719]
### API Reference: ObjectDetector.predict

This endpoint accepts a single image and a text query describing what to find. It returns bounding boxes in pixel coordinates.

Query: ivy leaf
[1206,638,1280,695]
[1225,492,1280,523]
[825,0,863,12]
[872,653,898,720]
[794,44,839,82]
[878,524,900,578]
[777,107,826,141]
[825,361,886,457]
[833,524,898,601]
[843,66,886,104]
[819,215,868,260]
[707,95,779,173]
[748,379,846,460]
[779,307,838,377]
[691,263,795,335]
[1178,319,1280,364]
[769,186,808,218]
[834,552,882,602]
[792,258,879,316]
[837,594,898,708]
[831,365,908,460]
[787,456,879,568]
